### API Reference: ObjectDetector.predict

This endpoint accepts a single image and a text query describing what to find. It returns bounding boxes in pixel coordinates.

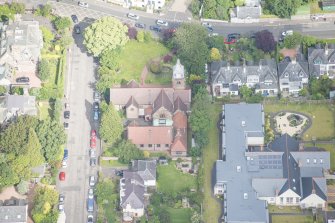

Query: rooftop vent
[236,166,241,172]
[293,187,296,191]
[241,121,246,127]
[243,193,248,199]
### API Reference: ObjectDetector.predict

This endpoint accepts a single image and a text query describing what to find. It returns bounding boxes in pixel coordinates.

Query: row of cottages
[109,59,191,157]
[120,160,157,222]
[214,104,330,223]
[211,44,335,97]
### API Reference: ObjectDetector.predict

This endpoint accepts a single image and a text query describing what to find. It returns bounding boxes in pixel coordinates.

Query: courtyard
[274,111,309,136]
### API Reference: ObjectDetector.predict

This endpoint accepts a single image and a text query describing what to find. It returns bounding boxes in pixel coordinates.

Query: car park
[64,111,70,119]
[88,188,94,199]
[87,215,94,223]
[74,25,81,34]
[90,138,96,149]
[64,122,69,130]
[89,149,96,158]
[90,158,97,167]
[156,19,168,26]
[16,77,29,83]
[135,23,146,29]
[71,15,78,23]
[93,91,100,102]
[149,25,161,32]
[127,13,139,20]
[59,172,65,181]
[89,176,95,187]
[78,1,88,7]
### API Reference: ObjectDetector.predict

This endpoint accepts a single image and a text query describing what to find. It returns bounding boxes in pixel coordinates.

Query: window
[289,197,293,204]
[296,197,300,203]
[313,159,317,164]
[165,144,169,147]
[177,81,181,84]
[156,144,160,148]
[148,144,152,148]
[130,107,134,111]
[286,197,289,203]
[140,144,144,148]
[280,197,283,204]
[176,151,183,155]
[284,73,289,77]
[159,119,166,125]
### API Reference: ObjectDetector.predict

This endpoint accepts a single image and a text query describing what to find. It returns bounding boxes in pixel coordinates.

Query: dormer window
[299,72,304,77]
[313,58,322,64]
[284,73,289,78]
[233,79,240,83]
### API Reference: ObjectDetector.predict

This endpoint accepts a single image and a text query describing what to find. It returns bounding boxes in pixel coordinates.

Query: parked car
[90,138,96,149]
[59,194,65,203]
[93,102,99,111]
[89,176,95,187]
[127,13,139,20]
[71,14,79,23]
[87,215,94,223]
[115,170,123,177]
[62,160,67,168]
[64,111,70,119]
[64,122,69,130]
[59,172,66,181]
[149,25,161,32]
[228,33,241,39]
[202,22,212,28]
[87,198,94,212]
[74,25,81,34]
[156,19,168,26]
[78,1,88,7]
[93,110,99,121]
[208,32,218,37]
[89,149,96,158]
[16,77,29,83]
[90,158,97,167]
[206,26,214,32]
[135,23,146,29]
[91,129,96,138]
[93,91,100,102]
[63,149,69,161]
[282,30,293,36]
[64,103,69,109]
[58,203,64,212]
[88,188,94,199]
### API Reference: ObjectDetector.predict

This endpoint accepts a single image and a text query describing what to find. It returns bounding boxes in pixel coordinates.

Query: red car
[59,172,65,181]
[91,129,96,138]
[224,37,237,44]
[90,137,96,149]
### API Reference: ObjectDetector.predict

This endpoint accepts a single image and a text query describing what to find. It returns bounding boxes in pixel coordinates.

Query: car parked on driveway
[127,13,139,20]
[135,23,146,29]
[71,14,78,23]
[59,172,65,181]
[16,77,29,83]
[156,19,168,26]
[149,25,161,32]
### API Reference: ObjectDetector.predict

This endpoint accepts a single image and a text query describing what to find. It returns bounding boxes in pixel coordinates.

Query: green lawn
[268,205,302,213]
[166,207,192,223]
[203,103,222,223]
[272,215,313,223]
[296,3,311,15]
[157,161,197,195]
[100,159,128,167]
[145,71,172,85]
[116,40,169,83]
[264,103,335,141]
[37,101,51,120]
[305,143,335,170]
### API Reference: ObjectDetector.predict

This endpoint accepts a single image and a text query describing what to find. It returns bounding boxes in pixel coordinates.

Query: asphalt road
[57,29,100,223]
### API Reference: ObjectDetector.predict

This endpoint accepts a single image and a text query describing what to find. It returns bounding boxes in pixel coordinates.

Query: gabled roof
[173,111,187,129]
[126,80,139,88]
[170,129,187,152]
[267,134,299,152]
[125,96,139,108]
[278,57,309,81]
[308,44,335,77]
[127,126,173,145]
[120,178,145,209]
[153,90,173,113]
[4,95,37,115]
[252,178,286,197]
[173,97,187,113]
[0,204,27,223]
[301,177,327,201]
[132,160,157,181]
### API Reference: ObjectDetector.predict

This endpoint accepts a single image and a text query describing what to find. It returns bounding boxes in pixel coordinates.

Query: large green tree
[284,32,302,49]
[112,140,144,164]
[84,16,129,57]
[190,87,211,133]
[53,16,72,31]
[40,26,54,45]
[32,186,59,223]
[99,103,123,145]
[38,59,50,81]
[173,23,209,75]
[9,3,25,14]
[264,0,301,18]
[99,49,120,70]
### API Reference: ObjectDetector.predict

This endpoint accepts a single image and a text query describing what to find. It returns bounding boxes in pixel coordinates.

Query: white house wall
[300,194,326,209]
[275,189,301,206]
[144,179,156,187]
[123,204,144,218]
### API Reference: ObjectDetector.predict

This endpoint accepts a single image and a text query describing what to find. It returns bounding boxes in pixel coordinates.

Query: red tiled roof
[171,129,187,152]
[127,126,173,145]
[173,111,187,129]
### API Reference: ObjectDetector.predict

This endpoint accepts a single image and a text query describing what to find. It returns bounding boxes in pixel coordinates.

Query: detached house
[120,160,156,221]
[278,55,309,96]
[308,43,335,79]
[214,104,330,223]
[110,59,191,156]
[211,59,278,97]
[230,0,262,23]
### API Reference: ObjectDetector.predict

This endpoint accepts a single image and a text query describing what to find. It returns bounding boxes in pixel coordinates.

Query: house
[230,0,262,23]
[0,199,27,223]
[120,160,156,221]
[110,59,191,156]
[211,59,278,97]
[321,0,335,11]
[0,95,37,123]
[214,104,330,223]
[308,43,335,79]
[124,0,165,10]
[0,20,43,88]
[278,55,309,96]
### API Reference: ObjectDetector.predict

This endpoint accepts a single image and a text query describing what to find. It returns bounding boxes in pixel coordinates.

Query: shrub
[16,180,29,195]
[150,60,162,74]
[163,54,172,63]
[137,30,145,42]
[10,86,23,95]
[0,86,7,95]
[38,59,50,81]
[127,27,138,39]
[144,31,152,42]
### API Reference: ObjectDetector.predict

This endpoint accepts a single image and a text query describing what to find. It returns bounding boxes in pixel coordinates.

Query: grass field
[116,40,169,83]
[166,207,192,223]
[37,101,51,120]
[271,215,313,223]
[203,103,222,223]
[304,143,335,170]
[157,161,197,195]
[100,159,128,167]
[296,4,311,15]
[264,103,335,141]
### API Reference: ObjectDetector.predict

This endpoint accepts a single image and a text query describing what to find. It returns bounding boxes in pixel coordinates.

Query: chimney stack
[325,43,329,55]
[292,57,296,64]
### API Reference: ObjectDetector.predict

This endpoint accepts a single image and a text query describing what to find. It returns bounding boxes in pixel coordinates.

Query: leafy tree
[137,30,145,42]
[284,32,302,49]
[38,59,50,81]
[210,47,221,61]
[190,87,211,134]
[215,0,230,20]
[0,86,7,95]
[84,17,129,57]
[233,0,245,6]
[0,4,14,20]
[53,16,72,31]
[158,209,171,223]
[309,76,334,99]
[144,31,153,42]
[9,3,25,14]
[264,0,301,18]
[96,66,116,93]
[99,49,120,70]
[255,30,276,53]
[191,211,201,223]
[112,140,144,164]
[35,4,52,17]
[99,103,123,145]
[32,186,59,223]
[25,128,45,167]
[239,85,252,98]
[173,23,209,74]
[40,26,54,44]
[16,180,29,195]
[127,26,138,40]
[57,32,73,48]
[0,162,18,190]
[35,119,66,162]
[206,36,226,51]
[190,0,201,17]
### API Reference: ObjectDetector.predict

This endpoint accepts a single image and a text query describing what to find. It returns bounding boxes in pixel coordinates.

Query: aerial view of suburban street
[0,0,334,222]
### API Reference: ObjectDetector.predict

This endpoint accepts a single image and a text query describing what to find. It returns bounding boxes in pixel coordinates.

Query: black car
[228,33,241,39]
[16,77,29,83]
[71,15,79,23]
[135,23,146,29]
[207,26,213,32]
[149,25,161,32]
[90,158,97,167]
[74,25,81,34]
[64,111,70,119]
[93,102,99,111]
[64,122,69,129]
[115,170,123,177]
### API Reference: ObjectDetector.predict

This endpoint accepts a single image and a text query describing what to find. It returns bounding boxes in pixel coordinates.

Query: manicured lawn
[145,71,172,85]
[304,143,335,171]
[272,215,313,223]
[37,101,51,120]
[166,207,192,223]
[100,159,128,167]
[157,161,197,195]
[296,4,311,15]
[116,40,169,83]
[203,103,222,223]
[268,205,302,213]
[264,103,335,141]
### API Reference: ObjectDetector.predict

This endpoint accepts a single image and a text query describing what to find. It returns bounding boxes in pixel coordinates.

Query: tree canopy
[38,59,50,81]
[111,140,144,164]
[99,103,123,145]
[173,23,209,75]
[284,32,302,49]
[84,17,129,57]
[53,16,72,31]
[255,30,276,53]
[32,186,59,223]
[264,0,302,18]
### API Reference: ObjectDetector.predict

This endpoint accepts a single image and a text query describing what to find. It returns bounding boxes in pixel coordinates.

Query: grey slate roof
[252,178,286,197]
[0,204,27,223]
[278,57,309,81]
[125,96,139,108]
[308,44,335,77]
[173,96,187,113]
[232,6,261,19]
[301,177,327,200]
[120,176,145,209]
[132,160,157,182]
[153,90,174,114]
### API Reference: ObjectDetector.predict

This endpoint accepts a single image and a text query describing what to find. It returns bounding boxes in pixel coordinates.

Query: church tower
[172,59,185,90]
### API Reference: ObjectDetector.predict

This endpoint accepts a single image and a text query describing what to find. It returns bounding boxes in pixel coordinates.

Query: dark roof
[278,57,309,81]
[0,204,27,223]
[152,90,173,114]
[308,44,335,77]
[132,160,157,181]
[126,80,139,88]
[322,0,335,7]
[120,176,145,209]
[301,177,327,200]
[125,96,139,108]
[174,96,187,113]
[268,134,299,152]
